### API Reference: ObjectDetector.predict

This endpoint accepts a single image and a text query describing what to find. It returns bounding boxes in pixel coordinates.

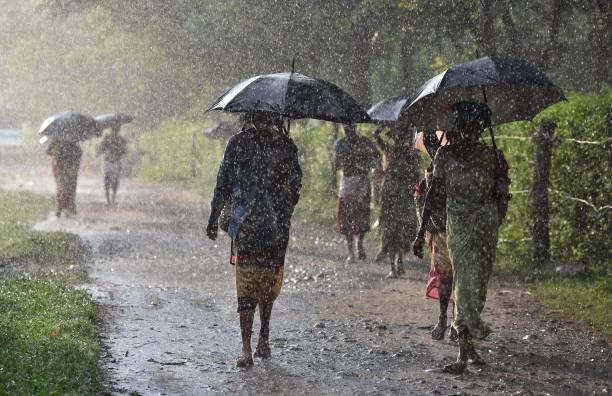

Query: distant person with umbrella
[413,101,511,373]
[97,125,128,206]
[40,112,100,217]
[206,112,302,368]
[333,124,381,262]
[373,125,419,278]
[46,137,82,217]
[95,114,132,206]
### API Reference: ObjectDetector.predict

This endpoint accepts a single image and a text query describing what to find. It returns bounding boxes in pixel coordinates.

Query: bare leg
[111,177,119,205]
[386,255,398,278]
[431,296,449,340]
[396,253,405,275]
[254,303,273,358]
[357,234,366,260]
[432,276,451,340]
[236,310,254,368]
[345,234,355,262]
[104,174,112,205]
[443,329,469,374]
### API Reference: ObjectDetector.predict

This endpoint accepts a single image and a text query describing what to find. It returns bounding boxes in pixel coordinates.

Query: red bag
[426,268,453,302]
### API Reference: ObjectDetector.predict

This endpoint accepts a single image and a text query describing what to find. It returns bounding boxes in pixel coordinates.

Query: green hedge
[495,89,611,277]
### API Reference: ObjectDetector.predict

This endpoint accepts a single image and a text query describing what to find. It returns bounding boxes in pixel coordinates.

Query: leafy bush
[495,89,611,276]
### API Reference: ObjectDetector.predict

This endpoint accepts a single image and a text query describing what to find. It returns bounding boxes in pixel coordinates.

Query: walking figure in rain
[206,112,302,368]
[373,125,419,278]
[333,124,381,262]
[97,125,128,206]
[46,138,82,217]
[414,130,455,341]
[413,101,511,373]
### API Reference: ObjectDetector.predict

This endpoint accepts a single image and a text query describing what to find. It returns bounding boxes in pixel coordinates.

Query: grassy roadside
[532,275,612,338]
[0,189,102,395]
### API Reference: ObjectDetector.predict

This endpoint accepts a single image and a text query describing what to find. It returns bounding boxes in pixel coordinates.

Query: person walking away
[414,130,455,341]
[97,125,128,205]
[46,137,82,217]
[413,101,511,374]
[333,124,381,262]
[206,112,302,368]
[373,126,419,278]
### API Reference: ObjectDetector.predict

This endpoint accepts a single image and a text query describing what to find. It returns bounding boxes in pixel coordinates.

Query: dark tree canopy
[1,0,609,126]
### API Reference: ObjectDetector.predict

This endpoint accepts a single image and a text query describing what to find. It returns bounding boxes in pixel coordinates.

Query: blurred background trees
[1,0,609,124]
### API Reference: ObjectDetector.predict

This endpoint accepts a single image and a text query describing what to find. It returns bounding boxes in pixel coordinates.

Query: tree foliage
[1,0,609,128]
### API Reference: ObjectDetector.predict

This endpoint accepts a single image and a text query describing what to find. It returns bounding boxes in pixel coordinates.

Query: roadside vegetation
[0,189,102,395]
[137,89,611,337]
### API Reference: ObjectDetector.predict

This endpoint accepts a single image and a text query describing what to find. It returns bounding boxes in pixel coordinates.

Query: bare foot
[468,348,485,365]
[395,265,405,276]
[236,351,254,368]
[254,344,271,359]
[449,327,459,342]
[431,320,447,341]
[442,360,467,374]
[385,270,399,279]
[358,249,367,260]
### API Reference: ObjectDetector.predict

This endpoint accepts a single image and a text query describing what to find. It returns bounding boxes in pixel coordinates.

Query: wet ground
[2,157,611,395]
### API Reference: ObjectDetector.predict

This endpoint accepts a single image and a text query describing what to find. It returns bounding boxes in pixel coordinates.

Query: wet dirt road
[4,162,611,395]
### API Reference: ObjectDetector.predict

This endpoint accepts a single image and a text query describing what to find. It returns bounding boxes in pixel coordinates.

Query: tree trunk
[472,0,498,57]
[541,0,563,71]
[531,121,556,265]
[348,7,372,105]
[501,0,522,57]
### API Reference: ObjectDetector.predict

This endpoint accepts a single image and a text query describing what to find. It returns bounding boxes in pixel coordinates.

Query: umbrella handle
[481,85,498,151]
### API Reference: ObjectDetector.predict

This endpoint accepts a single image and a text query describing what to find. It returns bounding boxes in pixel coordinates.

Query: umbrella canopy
[39,112,100,143]
[401,57,565,131]
[95,113,134,130]
[207,72,371,124]
[367,96,409,123]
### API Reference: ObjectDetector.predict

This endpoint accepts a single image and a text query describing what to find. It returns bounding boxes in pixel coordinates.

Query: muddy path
[2,157,610,395]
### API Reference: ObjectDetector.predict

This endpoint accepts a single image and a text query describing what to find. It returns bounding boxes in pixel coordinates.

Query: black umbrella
[367,96,409,123]
[95,113,134,130]
[401,56,565,131]
[39,112,100,143]
[207,72,371,124]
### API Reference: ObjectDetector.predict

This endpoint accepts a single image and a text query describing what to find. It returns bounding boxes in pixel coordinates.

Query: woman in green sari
[413,101,510,374]
[374,126,419,278]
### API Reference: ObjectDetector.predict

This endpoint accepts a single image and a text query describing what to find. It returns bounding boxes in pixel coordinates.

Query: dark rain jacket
[208,127,302,243]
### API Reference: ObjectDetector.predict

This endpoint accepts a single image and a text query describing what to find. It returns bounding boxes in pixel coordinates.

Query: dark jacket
[208,127,302,241]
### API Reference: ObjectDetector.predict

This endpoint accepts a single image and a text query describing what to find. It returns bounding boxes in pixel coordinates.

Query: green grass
[0,279,102,394]
[533,275,612,337]
[0,189,102,394]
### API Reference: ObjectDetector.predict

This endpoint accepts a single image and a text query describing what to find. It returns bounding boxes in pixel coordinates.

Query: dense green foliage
[495,89,611,276]
[137,118,224,194]
[0,190,102,394]
[1,1,610,130]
